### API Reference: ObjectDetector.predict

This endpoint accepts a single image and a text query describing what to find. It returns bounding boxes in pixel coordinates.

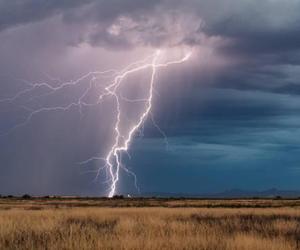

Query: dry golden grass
[0,198,300,249]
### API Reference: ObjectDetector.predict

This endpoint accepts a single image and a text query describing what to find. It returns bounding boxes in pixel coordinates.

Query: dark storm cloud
[0,0,92,31]
[204,4,300,53]
[2,0,300,55]
[177,0,300,55]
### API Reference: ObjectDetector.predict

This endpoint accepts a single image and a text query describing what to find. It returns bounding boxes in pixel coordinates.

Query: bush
[112,195,124,199]
[22,194,31,199]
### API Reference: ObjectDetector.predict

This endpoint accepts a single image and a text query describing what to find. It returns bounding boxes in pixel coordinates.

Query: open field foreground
[1,198,300,250]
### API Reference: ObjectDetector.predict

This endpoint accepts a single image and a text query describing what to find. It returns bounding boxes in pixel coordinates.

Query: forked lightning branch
[0,49,191,197]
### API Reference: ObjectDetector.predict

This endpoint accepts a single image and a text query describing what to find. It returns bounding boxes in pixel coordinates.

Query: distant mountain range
[141,188,300,198]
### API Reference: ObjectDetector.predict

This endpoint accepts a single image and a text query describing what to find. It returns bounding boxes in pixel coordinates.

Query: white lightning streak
[0,49,191,197]
[102,50,191,197]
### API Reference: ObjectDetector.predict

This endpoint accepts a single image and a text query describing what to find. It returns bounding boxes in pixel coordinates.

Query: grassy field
[0,198,300,249]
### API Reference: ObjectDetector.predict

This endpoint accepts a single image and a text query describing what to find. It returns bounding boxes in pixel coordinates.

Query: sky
[1,0,300,196]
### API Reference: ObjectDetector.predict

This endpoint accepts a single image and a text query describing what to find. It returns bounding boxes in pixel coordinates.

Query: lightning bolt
[0,49,192,197]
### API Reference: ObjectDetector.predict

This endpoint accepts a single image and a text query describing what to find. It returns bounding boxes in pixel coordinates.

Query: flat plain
[0,197,300,250]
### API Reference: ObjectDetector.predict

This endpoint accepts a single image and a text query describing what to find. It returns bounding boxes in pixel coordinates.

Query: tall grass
[0,206,299,249]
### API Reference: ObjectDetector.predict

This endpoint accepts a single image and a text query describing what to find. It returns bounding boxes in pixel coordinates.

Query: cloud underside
[1,0,300,94]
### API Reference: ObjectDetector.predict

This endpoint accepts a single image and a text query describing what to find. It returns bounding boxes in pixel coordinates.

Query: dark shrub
[22,194,31,199]
[112,195,124,199]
